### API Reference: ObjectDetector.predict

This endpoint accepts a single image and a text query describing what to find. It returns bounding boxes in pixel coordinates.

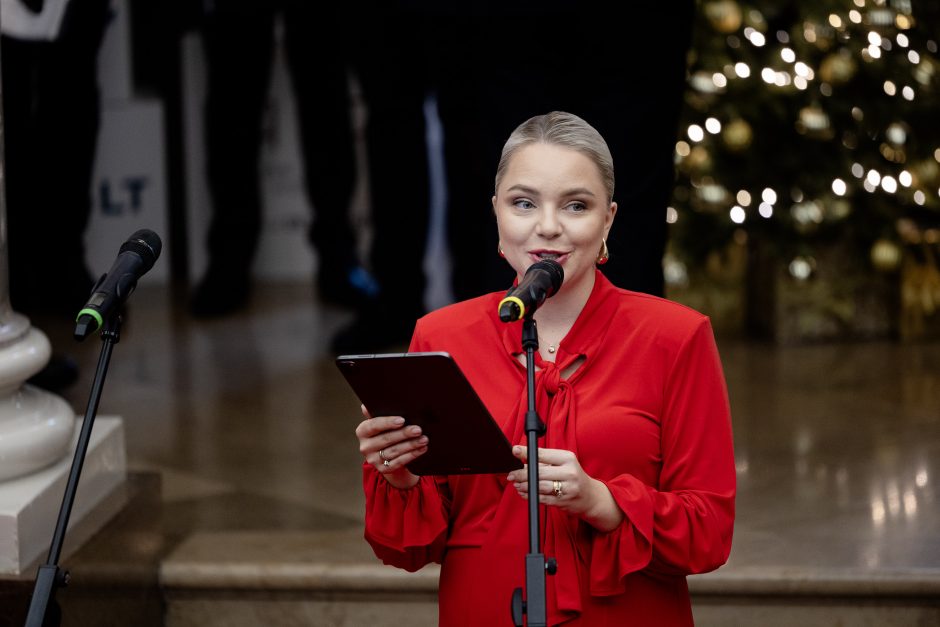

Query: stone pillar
[0,12,128,580]
[0,43,76,482]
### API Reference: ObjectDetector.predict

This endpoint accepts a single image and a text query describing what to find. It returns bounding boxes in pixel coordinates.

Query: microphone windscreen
[529,259,564,294]
[120,229,163,271]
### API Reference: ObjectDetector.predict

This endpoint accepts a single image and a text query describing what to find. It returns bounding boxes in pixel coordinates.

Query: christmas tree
[668,0,940,340]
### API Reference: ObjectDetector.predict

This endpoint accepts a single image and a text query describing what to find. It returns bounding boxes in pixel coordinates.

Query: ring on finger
[552,480,564,498]
[379,449,391,467]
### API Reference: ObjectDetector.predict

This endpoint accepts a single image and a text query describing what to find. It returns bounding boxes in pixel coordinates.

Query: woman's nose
[535,207,562,237]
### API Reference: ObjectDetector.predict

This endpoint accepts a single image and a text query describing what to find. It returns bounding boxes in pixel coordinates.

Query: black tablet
[336,352,522,475]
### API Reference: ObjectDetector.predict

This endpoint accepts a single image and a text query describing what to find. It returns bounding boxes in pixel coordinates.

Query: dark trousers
[2,0,111,316]
[200,0,358,277]
[346,7,434,322]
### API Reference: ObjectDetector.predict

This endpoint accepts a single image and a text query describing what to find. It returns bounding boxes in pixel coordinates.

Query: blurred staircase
[158,531,940,627]
[3,480,940,626]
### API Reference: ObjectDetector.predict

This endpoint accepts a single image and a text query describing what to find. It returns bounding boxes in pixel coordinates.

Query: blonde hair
[494,111,615,203]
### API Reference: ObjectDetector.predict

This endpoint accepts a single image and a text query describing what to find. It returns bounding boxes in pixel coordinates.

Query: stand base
[0,416,127,575]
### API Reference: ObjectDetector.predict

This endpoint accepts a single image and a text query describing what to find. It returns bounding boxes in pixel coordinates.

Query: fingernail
[418,436,428,445]
[393,417,405,426]
[409,426,422,435]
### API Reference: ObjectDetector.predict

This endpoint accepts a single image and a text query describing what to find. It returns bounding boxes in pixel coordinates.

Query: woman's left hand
[507,445,625,532]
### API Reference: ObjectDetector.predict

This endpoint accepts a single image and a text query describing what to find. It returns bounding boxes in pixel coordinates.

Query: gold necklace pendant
[537,333,558,355]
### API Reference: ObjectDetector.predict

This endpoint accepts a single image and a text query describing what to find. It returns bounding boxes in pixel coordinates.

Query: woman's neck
[532,269,596,331]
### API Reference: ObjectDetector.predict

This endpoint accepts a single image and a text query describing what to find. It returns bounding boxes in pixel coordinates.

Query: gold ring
[552,480,563,498]
[379,449,388,461]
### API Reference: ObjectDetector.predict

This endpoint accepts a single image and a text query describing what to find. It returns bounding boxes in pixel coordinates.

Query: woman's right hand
[355,404,428,489]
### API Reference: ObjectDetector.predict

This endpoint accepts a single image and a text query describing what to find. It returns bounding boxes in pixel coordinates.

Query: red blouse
[363,271,736,626]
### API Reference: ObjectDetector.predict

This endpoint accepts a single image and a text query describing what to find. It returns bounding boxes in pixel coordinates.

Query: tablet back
[336,352,522,475]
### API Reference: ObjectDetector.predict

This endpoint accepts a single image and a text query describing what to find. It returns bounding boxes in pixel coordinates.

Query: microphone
[498,259,564,322]
[74,229,163,340]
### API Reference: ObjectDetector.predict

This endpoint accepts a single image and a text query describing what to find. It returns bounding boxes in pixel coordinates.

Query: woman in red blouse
[354,111,736,626]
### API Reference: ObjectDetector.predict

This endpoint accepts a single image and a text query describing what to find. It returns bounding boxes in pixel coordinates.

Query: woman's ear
[605,201,618,234]
[491,195,498,215]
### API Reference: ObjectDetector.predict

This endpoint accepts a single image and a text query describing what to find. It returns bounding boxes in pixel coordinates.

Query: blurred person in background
[1,0,112,390]
[332,1,693,353]
[441,1,695,302]
[190,0,376,318]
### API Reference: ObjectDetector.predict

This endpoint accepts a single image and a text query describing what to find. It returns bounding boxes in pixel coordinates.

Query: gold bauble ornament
[870,238,902,272]
[722,118,752,152]
[819,52,857,84]
[704,0,743,34]
[911,159,940,187]
[683,145,712,174]
[826,198,851,221]
[913,56,936,86]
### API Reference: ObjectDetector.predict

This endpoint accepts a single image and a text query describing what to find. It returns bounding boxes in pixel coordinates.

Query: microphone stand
[24,314,123,627]
[510,316,556,627]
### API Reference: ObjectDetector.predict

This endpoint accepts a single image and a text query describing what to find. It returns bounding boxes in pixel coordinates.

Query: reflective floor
[34,281,940,577]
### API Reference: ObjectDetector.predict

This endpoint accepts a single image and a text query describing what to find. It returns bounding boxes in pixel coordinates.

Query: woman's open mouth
[530,251,568,263]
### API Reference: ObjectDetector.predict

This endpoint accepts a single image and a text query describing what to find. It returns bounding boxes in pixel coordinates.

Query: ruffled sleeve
[362,318,455,571]
[363,464,451,572]
[586,317,736,594]
[586,474,656,595]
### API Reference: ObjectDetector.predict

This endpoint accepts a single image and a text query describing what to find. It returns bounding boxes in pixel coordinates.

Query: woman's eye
[513,199,535,210]
[566,202,587,213]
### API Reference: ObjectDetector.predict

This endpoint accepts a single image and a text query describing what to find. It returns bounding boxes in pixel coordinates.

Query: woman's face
[493,142,617,298]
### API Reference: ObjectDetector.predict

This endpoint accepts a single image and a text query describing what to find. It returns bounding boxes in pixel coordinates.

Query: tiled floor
[32,280,940,579]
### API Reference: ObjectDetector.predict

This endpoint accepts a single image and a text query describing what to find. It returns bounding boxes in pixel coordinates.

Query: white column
[0,43,75,483]
[0,39,126,577]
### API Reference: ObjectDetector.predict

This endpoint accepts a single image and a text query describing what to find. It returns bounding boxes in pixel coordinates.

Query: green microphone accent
[76,308,103,328]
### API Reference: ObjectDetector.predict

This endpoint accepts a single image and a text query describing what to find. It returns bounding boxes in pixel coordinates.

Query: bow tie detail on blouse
[539,361,563,396]
[510,359,579,449]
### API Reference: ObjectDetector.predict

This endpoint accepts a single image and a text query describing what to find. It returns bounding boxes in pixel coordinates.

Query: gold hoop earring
[498,244,506,258]
[596,239,609,265]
